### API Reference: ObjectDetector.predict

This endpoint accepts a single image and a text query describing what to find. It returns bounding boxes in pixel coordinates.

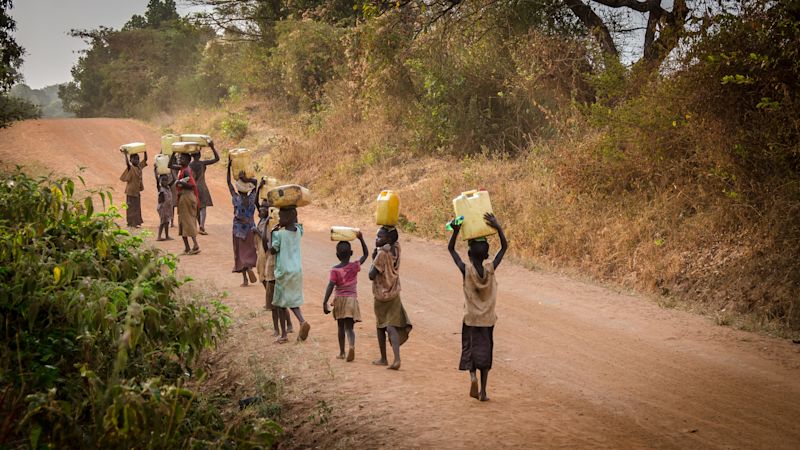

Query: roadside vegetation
[60,0,799,334]
[0,170,281,448]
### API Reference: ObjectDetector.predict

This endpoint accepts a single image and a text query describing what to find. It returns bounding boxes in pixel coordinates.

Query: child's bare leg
[372,328,388,365]
[336,320,346,358]
[469,370,479,399]
[479,369,490,401]
[157,224,164,240]
[345,318,355,362]
[182,236,190,253]
[190,237,199,251]
[286,314,294,333]
[386,326,401,370]
[163,224,171,240]
[241,272,248,287]
[270,309,280,337]
[275,308,288,342]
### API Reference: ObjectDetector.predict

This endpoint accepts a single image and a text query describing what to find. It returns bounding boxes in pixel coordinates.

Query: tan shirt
[120,161,147,197]
[463,260,497,327]
[372,243,401,301]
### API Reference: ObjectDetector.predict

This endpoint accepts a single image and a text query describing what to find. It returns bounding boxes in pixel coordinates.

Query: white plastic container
[330,226,360,241]
[258,176,279,201]
[179,134,211,146]
[154,154,171,175]
[266,184,312,208]
[453,189,496,241]
[120,142,146,155]
[161,134,179,155]
[171,142,202,154]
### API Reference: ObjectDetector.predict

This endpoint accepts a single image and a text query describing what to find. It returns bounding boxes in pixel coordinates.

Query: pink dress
[330,261,361,321]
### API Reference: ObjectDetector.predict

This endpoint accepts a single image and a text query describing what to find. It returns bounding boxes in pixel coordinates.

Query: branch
[563,0,619,57]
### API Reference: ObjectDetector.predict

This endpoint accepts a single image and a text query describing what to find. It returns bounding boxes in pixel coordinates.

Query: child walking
[156,174,174,241]
[447,213,507,401]
[269,207,310,343]
[189,140,220,235]
[255,180,293,336]
[323,232,368,362]
[369,226,412,370]
[169,153,200,255]
[226,156,258,286]
[119,151,147,228]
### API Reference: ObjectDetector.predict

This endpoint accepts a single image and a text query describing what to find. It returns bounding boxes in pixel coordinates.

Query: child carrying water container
[369,226,412,370]
[269,207,310,343]
[447,212,507,401]
[119,151,148,228]
[255,180,293,336]
[170,153,200,255]
[323,231,368,362]
[226,155,258,287]
[156,174,174,241]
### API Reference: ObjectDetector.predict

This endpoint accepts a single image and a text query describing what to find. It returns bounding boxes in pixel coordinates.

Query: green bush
[221,112,249,141]
[0,170,281,448]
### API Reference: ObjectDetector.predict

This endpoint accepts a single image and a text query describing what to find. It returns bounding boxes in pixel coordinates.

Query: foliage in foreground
[0,170,281,448]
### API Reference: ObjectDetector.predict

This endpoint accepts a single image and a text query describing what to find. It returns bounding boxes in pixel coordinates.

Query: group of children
[121,147,509,401]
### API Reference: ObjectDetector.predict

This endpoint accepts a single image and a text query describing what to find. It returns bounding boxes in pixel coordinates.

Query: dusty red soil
[2,118,800,448]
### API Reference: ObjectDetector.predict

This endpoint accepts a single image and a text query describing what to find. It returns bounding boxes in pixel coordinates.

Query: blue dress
[271,224,304,308]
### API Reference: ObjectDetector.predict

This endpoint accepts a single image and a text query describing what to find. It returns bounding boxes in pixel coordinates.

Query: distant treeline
[10,84,73,118]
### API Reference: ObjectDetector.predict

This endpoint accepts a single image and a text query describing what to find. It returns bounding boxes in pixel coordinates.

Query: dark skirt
[232,229,257,273]
[459,323,494,371]
[126,195,143,227]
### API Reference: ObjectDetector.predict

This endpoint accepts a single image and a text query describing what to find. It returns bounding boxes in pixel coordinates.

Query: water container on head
[171,142,202,154]
[331,226,360,242]
[161,134,179,155]
[452,189,496,241]
[179,134,211,147]
[258,176,279,201]
[120,142,146,155]
[154,154,171,175]
[376,190,400,226]
[266,184,312,208]
[229,148,255,179]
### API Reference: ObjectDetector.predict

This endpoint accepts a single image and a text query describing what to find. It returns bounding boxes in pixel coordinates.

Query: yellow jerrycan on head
[120,142,146,155]
[229,148,255,179]
[171,142,202,154]
[453,189,496,241]
[154,154,171,175]
[258,176,279,202]
[179,134,211,146]
[266,184,312,208]
[161,134,179,155]
[376,190,400,226]
[330,226,360,242]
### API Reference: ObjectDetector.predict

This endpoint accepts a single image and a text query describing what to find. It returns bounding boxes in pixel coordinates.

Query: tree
[1,0,41,127]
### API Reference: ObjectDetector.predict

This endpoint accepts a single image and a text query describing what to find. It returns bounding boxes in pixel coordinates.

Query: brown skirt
[459,323,494,371]
[333,296,362,322]
[232,229,257,273]
[177,192,198,237]
[126,195,143,227]
[374,295,412,346]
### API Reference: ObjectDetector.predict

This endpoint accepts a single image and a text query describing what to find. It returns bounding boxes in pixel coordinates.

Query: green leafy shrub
[0,170,281,448]
[221,112,249,141]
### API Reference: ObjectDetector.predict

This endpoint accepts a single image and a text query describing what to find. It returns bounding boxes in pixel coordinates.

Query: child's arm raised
[357,231,369,265]
[204,140,220,165]
[485,213,508,269]
[322,281,335,314]
[225,156,236,197]
[448,222,466,276]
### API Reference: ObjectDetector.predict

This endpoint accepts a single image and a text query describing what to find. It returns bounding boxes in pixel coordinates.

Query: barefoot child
[447,213,507,401]
[156,174,174,241]
[369,226,412,370]
[269,207,310,343]
[169,153,200,255]
[120,151,147,228]
[189,140,220,235]
[255,180,293,336]
[323,231,368,362]
[226,156,258,286]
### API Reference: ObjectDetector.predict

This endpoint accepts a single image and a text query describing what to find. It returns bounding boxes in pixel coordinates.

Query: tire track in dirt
[2,118,800,449]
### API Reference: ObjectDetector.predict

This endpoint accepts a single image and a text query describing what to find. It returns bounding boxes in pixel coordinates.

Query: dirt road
[2,118,800,448]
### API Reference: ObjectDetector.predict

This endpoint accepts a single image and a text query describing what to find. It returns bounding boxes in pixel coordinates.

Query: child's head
[191,151,201,161]
[159,174,170,187]
[179,153,191,166]
[467,238,490,261]
[129,153,140,165]
[278,207,297,227]
[258,205,269,219]
[336,241,353,262]
[375,226,398,247]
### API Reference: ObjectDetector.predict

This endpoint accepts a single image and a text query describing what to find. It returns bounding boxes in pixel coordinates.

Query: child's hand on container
[484,212,500,229]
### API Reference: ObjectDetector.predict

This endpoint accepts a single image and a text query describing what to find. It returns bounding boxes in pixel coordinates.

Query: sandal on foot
[189,248,201,255]
[298,321,311,341]
[372,359,388,366]
[199,229,209,235]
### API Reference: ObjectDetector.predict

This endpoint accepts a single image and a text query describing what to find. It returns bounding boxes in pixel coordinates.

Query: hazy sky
[12,1,203,89]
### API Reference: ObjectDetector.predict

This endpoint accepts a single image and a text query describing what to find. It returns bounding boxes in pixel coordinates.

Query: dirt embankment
[2,118,800,448]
